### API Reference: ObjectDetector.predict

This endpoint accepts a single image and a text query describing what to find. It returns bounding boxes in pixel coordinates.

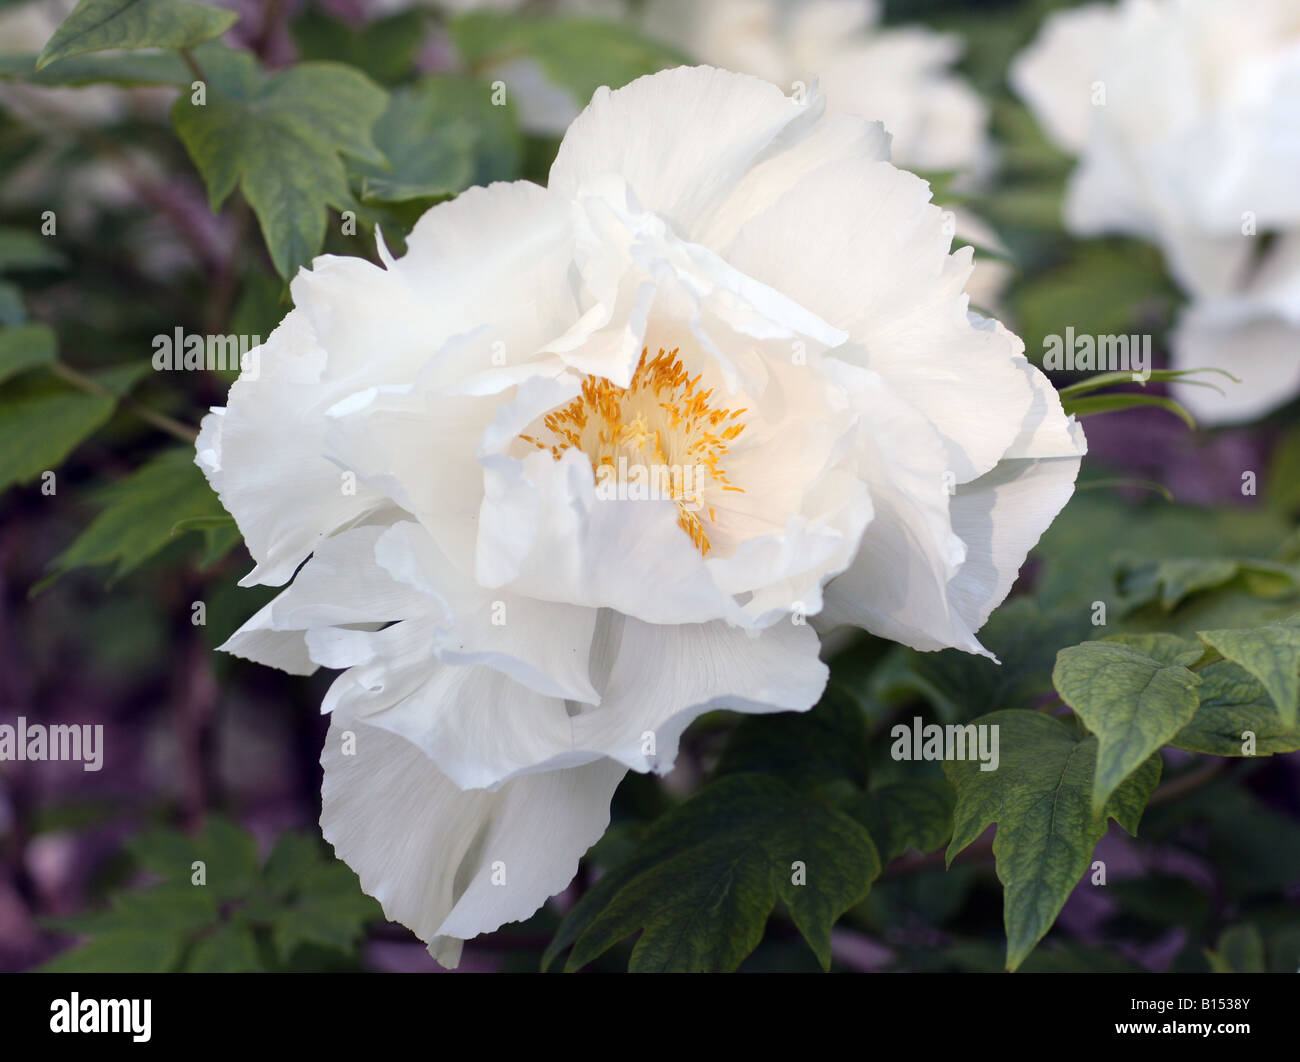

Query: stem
[176,595,221,829]
[50,361,198,444]
[179,47,206,84]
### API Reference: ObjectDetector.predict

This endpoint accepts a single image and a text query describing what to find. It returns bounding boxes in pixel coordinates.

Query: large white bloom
[197,66,1084,965]
[1011,0,1300,424]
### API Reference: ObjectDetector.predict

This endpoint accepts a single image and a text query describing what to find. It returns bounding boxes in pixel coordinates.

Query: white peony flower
[197,66,1085,966]
[1011,0,1300,424]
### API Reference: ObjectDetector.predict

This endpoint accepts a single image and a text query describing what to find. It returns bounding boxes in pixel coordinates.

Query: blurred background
[1,0,1298,973]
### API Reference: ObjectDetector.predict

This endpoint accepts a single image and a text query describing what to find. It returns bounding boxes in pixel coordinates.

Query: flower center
[520,347,746,555]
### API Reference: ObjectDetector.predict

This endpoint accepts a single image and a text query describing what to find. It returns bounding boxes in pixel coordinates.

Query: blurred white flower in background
[642,0,990,175]
[1012,0,1300,424]
[198,67,1083,965]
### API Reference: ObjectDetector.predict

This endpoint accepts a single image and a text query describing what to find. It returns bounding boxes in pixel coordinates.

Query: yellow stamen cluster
[520,347,747,555]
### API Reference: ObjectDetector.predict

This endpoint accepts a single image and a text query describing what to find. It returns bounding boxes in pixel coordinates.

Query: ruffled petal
[320,711,625,966]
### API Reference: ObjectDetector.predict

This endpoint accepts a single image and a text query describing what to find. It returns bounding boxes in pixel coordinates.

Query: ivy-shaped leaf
[39,818,379,972]
[271,862,382,964]
[172,52,387,277]
[37,0,238,69]
[711,690,870,795]
[845,779,955,864]
[1053,641,1201,812]
[545,774,880,973]
[890,599,1092,720]
[356,76,521,203]
[1100,632,1206,667]
[1198,614,1300,727]
[41,447,237,587]
[1117,555,1300,613]
[944,711,1161,971]
[187,921,261,972]
[1171,661,1300,756]
[290,8,428,86]
[0,364,144,495]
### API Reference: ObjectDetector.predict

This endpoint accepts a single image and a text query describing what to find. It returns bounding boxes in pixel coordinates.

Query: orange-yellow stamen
[519,347,746,555]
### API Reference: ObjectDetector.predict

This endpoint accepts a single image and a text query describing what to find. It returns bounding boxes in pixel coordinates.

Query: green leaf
[172,55,388,277]
[1117,555,1300,613]
[1062,391,1196,429]
[1054,641,1201,812]
[43,447,234,585]
[546,774,880,973]
[1267,420,1300,515]
[0,49,191,86]
[1007,240,1176,358]
[1057,367,1236,400]
[712,689,870,795]
[271,862,380,963]
[40,821,377,972]
[0,323,56,385]
[890,599,1092,720]
[1100,632,1207,667]
[1205,924,1266,974]
[260,832,324,898]
[0,227,66,271]
[1197,614,1300,727]
[1171,661,1300,756]
[36,0,238,69]
[170,514,235,534]
[38,930,186,972]
[291,9,427,85]
[450,13,687,105]
[187,922,262,972]
[128,815,260,900]
[944,711,1161,971]
[44,885,218,937]
[0,381,118,493]
[846,779,955,863]
[356,77,521,203]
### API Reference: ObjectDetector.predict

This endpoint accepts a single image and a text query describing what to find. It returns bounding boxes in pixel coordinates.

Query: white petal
[375,520,602,705]
[219,598,316,676]
[947,364,1086,633]
[723,155,1035,484]
[550,65,827,241]
[200,310,384,587]
[217,525,428,674]
[353,661,582,790]
[572,613,829,774]
[320,711,625,965]
[818,364,979,654]
[1171,303,1300,425]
